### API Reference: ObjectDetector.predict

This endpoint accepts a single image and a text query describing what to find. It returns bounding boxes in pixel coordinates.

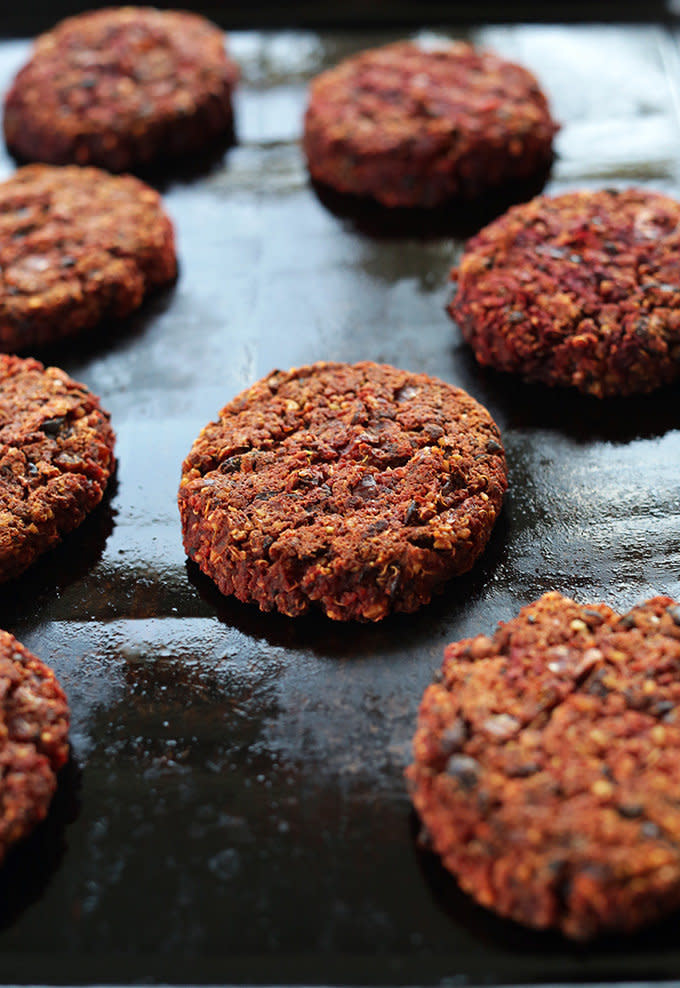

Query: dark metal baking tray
[0,19,679,987]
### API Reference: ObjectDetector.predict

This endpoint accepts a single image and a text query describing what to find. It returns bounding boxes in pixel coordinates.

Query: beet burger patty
[304,40,557,208]
[450,188,680,397]
[179,361,507,622]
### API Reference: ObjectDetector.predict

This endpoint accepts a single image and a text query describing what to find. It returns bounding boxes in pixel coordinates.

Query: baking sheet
[0,21,679,986]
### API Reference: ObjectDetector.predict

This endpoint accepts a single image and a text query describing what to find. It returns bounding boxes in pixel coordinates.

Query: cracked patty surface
[0,164,176,351]
[179,361,507,622]
[0,354,115,582]
[0,629,70,862]
[407,591,680,939]
[303,40,557,208]
[4,6,238,172]
[450,188,680,396]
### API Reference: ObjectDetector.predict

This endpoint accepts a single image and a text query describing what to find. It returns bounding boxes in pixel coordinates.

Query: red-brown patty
[179,361,507,622]
[408,591,680,939]
[450,188,680,397]
[0,355,115,582]
[0,630,70,862]
[4,6,238,172]
[0,164,176,352]
[303,40,557,208]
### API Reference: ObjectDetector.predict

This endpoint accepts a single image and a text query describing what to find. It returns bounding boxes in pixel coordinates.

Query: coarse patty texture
[303,40,557,208]
[0,630,70,862]
[0,164,176,352]
[450,188,680,397]
[407,591,680,939]
[0,354,115,582]
[4,6,238,172]
[179,361,507,622]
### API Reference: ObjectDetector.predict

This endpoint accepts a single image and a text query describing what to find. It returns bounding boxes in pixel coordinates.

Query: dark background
[2,1,674,33]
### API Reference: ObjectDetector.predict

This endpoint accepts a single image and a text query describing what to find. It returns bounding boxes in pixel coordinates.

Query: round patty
[450,188,680,397]
[408,591,680,939]
[179,361,507,622]
[0,354,115,582]
[303,40,557,208]
[0,164,176,352]
[3,7,238,172]
[0,629,70,863]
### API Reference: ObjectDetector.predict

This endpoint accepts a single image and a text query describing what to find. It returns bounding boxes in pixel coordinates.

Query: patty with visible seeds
[0,354,115,582]
[0,164,176,352]
[4,6,238,172]
[303,40,557,208]
[408,591,680,939]
[0,630,70,862]
[179,361,507,622]
[450,188,680,396]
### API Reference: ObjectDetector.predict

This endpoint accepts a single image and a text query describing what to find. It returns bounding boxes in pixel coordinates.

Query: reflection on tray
[309,162,552,241]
